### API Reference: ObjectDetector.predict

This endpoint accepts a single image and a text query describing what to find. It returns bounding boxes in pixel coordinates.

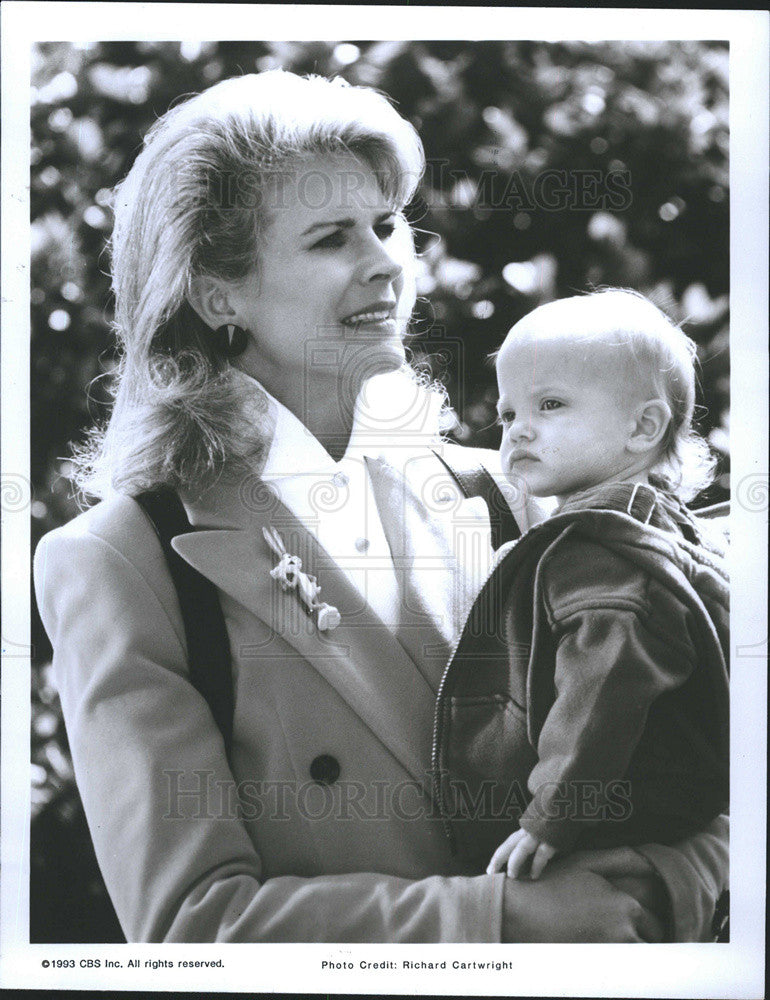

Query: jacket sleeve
[519,539,699,850]
[34,524,504,943]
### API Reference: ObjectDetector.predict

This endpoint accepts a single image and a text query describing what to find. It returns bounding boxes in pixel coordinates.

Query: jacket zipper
[430,512,574,848]
[431,626,466,851]
[430,533,530,850]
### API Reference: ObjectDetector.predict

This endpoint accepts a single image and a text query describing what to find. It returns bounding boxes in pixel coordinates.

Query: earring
[212,323,250,358]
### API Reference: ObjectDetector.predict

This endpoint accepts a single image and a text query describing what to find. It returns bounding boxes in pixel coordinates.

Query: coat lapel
[365,453,495,669]
[171,480,439,791]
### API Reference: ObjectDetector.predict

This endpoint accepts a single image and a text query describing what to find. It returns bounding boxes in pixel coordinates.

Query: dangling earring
[212,323,250,358]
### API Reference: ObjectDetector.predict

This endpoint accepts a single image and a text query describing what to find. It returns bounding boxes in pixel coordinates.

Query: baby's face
[496,331,641,503]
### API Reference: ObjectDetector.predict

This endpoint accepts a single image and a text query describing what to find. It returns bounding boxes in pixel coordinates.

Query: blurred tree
[29,39,729,942]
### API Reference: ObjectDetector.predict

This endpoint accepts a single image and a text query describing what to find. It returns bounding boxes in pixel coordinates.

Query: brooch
[262,526,341,631]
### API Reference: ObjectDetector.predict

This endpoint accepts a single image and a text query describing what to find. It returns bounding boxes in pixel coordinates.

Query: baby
[438,289,730,880]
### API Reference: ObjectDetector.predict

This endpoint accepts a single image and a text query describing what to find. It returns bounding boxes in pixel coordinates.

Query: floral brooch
[262,526,341,631]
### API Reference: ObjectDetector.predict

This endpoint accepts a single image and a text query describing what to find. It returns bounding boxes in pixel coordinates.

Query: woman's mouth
[340,303,397,327]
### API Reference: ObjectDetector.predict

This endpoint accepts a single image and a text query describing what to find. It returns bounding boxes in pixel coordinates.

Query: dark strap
[712,888,730,942]
[432,447,521,549]
[693,500,730,520]
[135,489,233,756]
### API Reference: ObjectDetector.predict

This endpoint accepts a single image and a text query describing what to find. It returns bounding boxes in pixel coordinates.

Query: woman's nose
[358,236,404,285]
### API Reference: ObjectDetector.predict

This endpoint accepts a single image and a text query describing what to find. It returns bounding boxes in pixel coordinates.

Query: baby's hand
[486,828,558,880]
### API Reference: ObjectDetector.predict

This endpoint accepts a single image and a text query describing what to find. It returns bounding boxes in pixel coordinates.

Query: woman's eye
[311,230,346,250]
[311,218,396,250]
[375,220,397,240]
[541,399,563,411]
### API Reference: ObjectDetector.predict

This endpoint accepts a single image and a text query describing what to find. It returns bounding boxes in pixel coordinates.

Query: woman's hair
[534,288,716,502]
[73,71,425,499]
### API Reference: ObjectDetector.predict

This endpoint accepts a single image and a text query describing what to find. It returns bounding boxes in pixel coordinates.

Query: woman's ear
[187,275,237,330]
[626,398,672,454]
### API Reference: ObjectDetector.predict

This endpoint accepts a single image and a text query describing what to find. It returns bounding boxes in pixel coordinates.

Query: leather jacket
[433,482,729,867]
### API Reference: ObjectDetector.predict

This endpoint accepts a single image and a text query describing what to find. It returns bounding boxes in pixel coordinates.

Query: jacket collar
[557,480,707,547]
[231,365,447,481]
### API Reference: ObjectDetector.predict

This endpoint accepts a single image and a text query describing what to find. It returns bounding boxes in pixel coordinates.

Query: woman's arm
[634,816,728,941]
[563,819,728,942]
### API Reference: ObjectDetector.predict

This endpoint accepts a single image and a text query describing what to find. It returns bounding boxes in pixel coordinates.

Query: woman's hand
[561,845,672,934]
[501,851,666,942]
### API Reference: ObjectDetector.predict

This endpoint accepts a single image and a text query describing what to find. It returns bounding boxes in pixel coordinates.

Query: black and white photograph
[1,4,767,996]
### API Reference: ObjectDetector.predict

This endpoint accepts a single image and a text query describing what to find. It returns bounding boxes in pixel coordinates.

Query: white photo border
[2,4,767,996]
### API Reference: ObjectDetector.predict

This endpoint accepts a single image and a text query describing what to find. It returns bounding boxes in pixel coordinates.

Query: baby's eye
[540,399,563,411]
[497,409,515,425]
[311,230,346,250]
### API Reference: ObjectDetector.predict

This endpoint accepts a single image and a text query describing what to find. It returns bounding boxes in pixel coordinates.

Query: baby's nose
[507,419,534,442]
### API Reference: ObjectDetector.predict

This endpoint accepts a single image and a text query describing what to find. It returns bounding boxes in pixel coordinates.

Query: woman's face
[225,153,416,405]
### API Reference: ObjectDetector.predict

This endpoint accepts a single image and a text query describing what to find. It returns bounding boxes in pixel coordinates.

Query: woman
[34,70,727,943]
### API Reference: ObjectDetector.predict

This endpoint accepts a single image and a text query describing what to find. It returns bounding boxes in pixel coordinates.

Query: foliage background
[29,39,730,941]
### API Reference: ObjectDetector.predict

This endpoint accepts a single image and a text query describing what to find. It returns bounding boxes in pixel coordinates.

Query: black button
[310,754,340,785]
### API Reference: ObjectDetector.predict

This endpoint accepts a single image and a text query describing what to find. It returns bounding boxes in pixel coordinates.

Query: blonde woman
[34,71,727,942]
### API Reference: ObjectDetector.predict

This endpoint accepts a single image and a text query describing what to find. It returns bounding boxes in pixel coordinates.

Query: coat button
[310,754,340,785]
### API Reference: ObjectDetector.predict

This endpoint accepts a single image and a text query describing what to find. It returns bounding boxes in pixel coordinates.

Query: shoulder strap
[432,446,521,549]
[693,500,730,520]
[135,489,234,756]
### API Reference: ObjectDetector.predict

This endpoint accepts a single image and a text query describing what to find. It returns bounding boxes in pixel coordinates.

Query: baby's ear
[626,398,672,454]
